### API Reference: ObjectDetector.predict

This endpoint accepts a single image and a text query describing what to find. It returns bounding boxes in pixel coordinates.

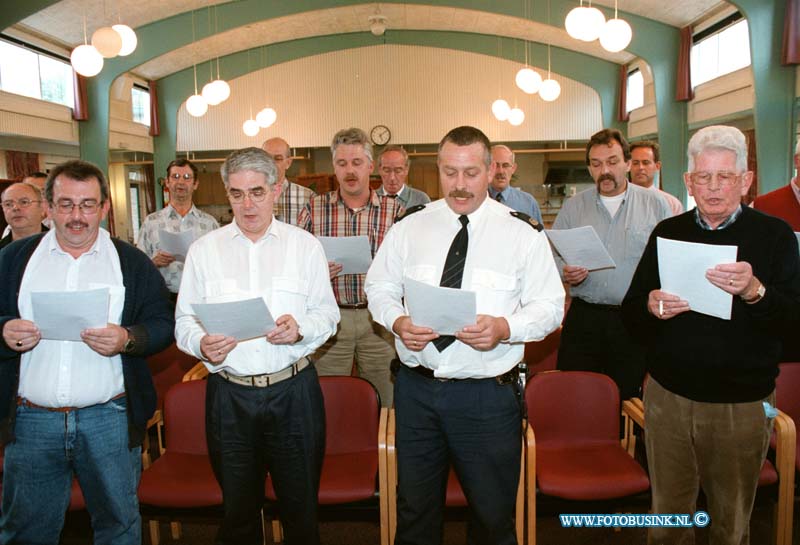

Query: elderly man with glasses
[137,158,219,300]
[0,160,174,544]
[0,182,47,250]
[622,125,800,545]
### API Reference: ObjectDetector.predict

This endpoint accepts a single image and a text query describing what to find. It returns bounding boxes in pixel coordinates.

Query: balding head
[262,137,292,183]
[22,172,47,190]
[2,182,45,240]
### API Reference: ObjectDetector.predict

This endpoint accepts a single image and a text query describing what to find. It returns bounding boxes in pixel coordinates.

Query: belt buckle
[496,370,518,385]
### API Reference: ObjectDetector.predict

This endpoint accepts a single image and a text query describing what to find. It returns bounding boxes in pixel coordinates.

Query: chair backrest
[525,370,620,446]
[320,376,380,456]
[147,342,198,404]
[163,380,208,456]
[776,362,800,422]
[524,327,561,375]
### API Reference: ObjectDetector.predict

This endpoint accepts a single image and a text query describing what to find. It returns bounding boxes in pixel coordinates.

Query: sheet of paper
[158,229,195,262]
[318,236,372,275]
[192,297,276,341]
[32,288,110,341]
[404,277,477,335]
[657,237,738,320]
[545,226,616,270]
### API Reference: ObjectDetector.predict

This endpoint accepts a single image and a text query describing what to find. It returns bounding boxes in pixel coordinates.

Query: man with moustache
[137,158,219,299]
[629,141,684,216]
[0,160,173,544]
[366,126,564,545]
[298,128,402,407]
[0,182,47,250]
[376,145,430,209]
[552,128,670,399]
[489,144,543,224]
[262,137,315,226]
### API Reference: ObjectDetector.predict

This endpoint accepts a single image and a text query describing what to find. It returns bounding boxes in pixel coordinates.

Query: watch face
[370,125,391,146]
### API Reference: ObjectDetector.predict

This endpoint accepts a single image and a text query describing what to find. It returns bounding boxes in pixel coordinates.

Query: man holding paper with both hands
[366,126,564,545]
[622,125,800,545]
[175,147,339,545]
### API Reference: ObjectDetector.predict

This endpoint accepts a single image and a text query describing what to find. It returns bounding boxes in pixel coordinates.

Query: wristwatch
[742,282,766,304]
[122,327,136,353]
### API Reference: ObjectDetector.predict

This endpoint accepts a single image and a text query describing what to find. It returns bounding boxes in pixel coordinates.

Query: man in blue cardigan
[0,160,174,544]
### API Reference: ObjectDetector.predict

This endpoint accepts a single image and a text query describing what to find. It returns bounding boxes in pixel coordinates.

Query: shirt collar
[334,188,382,210]
[278,179,290,198]
[167,203,199,219]
[488,185,510,198]
[229,216,280,243]
[48,226,107,257]
[694,205,742,230]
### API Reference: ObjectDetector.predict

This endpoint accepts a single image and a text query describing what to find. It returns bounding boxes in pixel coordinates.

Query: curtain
[106,188,116,237]
[783,0,800,65]
[5,151,40,180]
[72,73,89,121]
[617,64,630,123]
[675,25,694,102]
[148,80,161,137]
[143,164,156,215]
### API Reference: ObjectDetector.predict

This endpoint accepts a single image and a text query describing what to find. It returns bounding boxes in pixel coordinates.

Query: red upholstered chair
[267,376,389,545]
[138,380,223,545]
[523,327,561,376]
[526,371,649,545]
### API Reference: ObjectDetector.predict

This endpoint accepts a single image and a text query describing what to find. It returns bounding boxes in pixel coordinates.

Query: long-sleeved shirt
[489,185,544,224]
[175,219,340,376]
[365,197,564,379]
[552,183,671,305]
[377,184,430,210]
[274,179,315,226]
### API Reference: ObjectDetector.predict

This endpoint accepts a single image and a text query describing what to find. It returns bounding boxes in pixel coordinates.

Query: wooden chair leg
[148,520,160,545]
[271,519,284,543]
[170,521,181,539]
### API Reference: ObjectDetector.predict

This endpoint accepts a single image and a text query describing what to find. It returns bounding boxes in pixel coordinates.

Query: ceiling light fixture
[112,24,137,56]
[516,40,542,95]
[91,26,122,58]
[565,1,605,42]
[508,107,525,126]
[599,0,633,52]
[186,64,208,117]
[492,99,511,121]
[71,17,104,77]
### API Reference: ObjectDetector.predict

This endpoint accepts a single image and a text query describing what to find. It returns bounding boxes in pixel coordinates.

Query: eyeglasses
[54,199,101,215]
[227,187,269,203]
[169,173,195,180]
[689,171,742,187]
[1,198,41,210]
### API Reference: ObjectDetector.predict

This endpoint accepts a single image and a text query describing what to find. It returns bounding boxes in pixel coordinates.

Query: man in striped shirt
[298,128,402,407]
[262,137,315,226]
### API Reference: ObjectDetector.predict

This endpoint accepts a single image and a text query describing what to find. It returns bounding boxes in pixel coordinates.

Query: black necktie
[433,214,469,352]
[386,194,398,199]
[495,192,503,203]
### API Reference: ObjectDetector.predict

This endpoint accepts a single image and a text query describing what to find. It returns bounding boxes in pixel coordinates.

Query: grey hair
[491,144,516,164]
[1,181,43,201]
[331,128,373,162]
[220,147,278,189]
[687,125,747,173]
[379,145,409,168]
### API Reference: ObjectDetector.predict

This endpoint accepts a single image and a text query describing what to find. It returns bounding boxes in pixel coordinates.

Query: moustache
[448,190,474,199]
[344,176,359,182]
[597,174,617,184]
[66,221,88,230]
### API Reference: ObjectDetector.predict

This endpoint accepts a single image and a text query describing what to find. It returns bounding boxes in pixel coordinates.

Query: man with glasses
[0,182,47,250]
[0,160,174,544]
[376,145,430,209]
[137,158,219,299]
[489,145,543,224]
[2,173,50,240]
[261,137,314,226]
[622,125,800,545]
[176,147,339,545]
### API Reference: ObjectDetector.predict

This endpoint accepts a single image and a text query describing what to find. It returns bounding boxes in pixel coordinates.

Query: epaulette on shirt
[510,211,543,232]
[395,204,426,222]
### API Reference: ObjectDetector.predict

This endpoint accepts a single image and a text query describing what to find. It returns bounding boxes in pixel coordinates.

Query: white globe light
[599,18,633,53]
[91,27,122,58]
[508,108,525,126]
[581,6,607,42]
[185,94,208,117]
[70,44,104,77]
[202,81,224,106]
[491,99,511,121]
[243,119,260,137]
[565,6,589,40]
[515,67,543,94]
[256,107,277,128]
[539,79,562,102]
[213,79,231,103]
[112,24,138,56]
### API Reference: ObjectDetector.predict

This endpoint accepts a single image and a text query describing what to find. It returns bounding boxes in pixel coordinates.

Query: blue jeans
[0,396,142,545]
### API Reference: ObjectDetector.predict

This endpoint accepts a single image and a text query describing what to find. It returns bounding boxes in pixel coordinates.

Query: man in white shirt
[366,126,564,545]
[375,145,431,209]
[262,137,315,226]
[629,141,684,216]
[175,147,339,545]
[0,160,173,544]
[137,158,219,298]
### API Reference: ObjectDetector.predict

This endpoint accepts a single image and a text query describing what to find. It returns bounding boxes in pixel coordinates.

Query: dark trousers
[206,366,326,545]
[557,298,646,400]
[394,365,521,545]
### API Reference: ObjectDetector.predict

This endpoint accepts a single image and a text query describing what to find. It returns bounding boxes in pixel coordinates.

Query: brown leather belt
[219,358,310,388]
[17,392,125,413]
[338,303,368,310]
[408,365,519,385]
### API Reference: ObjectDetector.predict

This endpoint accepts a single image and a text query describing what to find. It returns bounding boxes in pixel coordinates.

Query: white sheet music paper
[318,236,373,275]
[657,237,738,320]
[545,226,616,270]
[158,229,195,262]
[192,297,276,341]
[404,277,477,335]
[32,288,110,341]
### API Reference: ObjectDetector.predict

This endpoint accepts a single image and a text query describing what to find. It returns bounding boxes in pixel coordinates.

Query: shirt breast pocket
[88,283,126,325]
[403,265,438,285]
[203,279,241,304]
[470,268,519,316]
[625,228,650,264]
[270,277,310,318]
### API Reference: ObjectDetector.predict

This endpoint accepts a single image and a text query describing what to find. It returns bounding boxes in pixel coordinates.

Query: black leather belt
[338,303,368,310]
[408,364,519,385]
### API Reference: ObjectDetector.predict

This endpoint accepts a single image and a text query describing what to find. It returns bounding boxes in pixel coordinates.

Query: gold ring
[15,340,22,347]
[218,349,224,355]
[729,279,734,286]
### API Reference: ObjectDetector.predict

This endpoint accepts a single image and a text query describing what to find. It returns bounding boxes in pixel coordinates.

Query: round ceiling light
[202,81,225,106]
[599,18,633,52]
[70,44,104,77]
[91,27,122,58]
[581,6,607,42]
[539,79,562,102]
[515,67,543,94]
[186,94,208,117]
[565,6,589,40]
[243,119,260,136]
[491,99,511,121]
[256,107,277,128]
[212,79,231,104]
[112,24,138,56]
[508,108,525,126]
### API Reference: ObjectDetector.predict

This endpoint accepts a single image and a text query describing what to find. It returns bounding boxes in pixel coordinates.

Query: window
[626,69,644,113]
[131,85,150,126]
[691,16,751,88]
[0,38,74,108]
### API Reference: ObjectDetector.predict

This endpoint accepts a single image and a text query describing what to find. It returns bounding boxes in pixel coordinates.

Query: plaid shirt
[275,180,315,226]
[298,189,403,305]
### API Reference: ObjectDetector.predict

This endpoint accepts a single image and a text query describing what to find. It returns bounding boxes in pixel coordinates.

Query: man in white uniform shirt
[175,147,339,545]
[366,126,564,545]
[0,160,174,544]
